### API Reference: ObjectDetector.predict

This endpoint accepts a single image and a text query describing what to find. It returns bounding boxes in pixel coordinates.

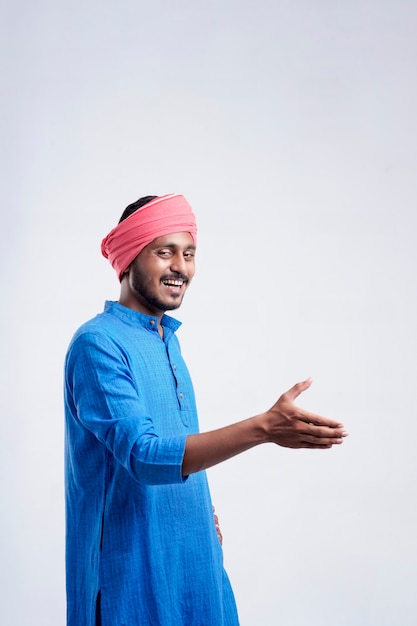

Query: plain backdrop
[1,1,416,624]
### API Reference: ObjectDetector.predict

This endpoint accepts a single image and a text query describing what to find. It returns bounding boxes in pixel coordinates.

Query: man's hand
[263,378,348,449]
[182,378,348,475]
[213,506,223,545]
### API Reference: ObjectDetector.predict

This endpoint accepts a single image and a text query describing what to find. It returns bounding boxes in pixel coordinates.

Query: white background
[1,1,417,624]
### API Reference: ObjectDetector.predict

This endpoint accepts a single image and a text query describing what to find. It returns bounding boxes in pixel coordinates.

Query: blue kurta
[64,301,239,626]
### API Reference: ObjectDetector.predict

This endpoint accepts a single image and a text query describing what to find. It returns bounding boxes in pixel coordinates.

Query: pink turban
[101,194,197,280]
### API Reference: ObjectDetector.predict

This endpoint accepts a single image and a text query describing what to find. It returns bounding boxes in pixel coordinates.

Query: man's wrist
[248,413,270,445]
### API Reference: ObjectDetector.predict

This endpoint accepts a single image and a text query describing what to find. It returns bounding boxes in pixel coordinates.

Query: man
[64,193,348,626]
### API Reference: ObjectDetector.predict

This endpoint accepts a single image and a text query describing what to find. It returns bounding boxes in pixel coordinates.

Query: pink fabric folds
[101,194,197,280]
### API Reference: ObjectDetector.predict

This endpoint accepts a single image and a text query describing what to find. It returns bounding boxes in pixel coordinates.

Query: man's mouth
[161,277,188,291]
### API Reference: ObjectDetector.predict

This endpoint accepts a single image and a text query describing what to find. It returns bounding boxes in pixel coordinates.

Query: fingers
[212,506,222,545]
[281,379,347,430]
[276,433,346,449]
[293,442,334,449]
[267,418,348,449]
[296,417,348,437]
[283,377,313,402]
[296,438,344,449]
[296,420,348,443]
[267,379,349,449]
[296,408,346,430]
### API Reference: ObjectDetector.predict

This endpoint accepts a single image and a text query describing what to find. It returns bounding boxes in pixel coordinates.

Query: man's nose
[169,254,186,275]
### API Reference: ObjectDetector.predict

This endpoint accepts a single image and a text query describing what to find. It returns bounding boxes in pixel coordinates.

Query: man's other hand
[263,378,349,449]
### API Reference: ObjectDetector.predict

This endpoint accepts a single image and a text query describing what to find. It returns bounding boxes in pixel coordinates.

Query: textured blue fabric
[64,301,239,626]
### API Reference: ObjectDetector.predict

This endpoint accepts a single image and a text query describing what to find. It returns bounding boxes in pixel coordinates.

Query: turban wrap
[101,194,197,280]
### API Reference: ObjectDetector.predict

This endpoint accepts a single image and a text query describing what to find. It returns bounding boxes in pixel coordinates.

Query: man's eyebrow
[155,242,196,250]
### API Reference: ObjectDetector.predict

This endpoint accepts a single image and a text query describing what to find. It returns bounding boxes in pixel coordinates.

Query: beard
[130,264,185,313]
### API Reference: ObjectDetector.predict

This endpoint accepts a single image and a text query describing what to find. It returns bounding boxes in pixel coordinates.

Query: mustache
[161,273,189,282]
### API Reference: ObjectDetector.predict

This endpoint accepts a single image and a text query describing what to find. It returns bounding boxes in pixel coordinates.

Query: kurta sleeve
[65,329,187,485]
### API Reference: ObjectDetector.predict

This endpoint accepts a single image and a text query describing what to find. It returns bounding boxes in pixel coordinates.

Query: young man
[64,193,348,626]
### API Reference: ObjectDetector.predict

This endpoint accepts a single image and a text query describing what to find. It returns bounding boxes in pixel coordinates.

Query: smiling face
[119,231,196,318]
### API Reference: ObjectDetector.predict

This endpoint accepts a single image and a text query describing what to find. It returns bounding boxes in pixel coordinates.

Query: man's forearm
[181,378,348,476]
[182,416,266,476]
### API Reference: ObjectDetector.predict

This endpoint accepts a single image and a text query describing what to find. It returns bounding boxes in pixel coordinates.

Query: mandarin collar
[103,300,182,333]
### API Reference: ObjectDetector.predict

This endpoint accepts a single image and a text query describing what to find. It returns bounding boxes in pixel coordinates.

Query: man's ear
[119,266,131,283]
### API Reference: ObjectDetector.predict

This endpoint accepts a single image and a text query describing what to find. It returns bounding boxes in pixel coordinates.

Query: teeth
[163,280,183,286]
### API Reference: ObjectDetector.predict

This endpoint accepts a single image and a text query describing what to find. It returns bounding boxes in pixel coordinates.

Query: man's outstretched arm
[182,378,348,476]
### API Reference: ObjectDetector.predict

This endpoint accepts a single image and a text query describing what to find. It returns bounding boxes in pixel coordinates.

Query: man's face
[126,231,196,316]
